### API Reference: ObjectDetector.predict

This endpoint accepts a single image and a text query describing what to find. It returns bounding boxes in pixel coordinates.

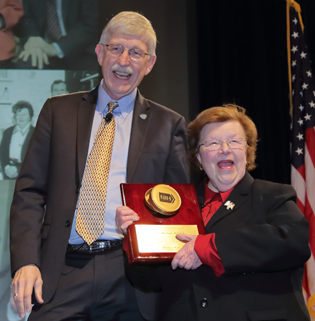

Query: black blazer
[10,86,189,304]
[155,172,310,321]
[0,125,34,179]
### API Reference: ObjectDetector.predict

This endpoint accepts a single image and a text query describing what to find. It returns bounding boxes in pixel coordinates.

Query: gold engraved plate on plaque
[135,225,199,253]
[145,184,181,215]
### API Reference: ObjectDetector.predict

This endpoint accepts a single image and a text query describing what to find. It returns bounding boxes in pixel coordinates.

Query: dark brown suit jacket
[10,86,189,305]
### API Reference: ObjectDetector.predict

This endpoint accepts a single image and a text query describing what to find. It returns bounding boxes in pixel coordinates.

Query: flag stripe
[291,165,305,206]
[306,127,315,167]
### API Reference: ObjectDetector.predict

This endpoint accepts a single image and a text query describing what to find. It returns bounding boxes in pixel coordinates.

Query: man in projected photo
[50,79,68,96]
[14,0,100,70]
[0,101,34,180]
[10,11,188,321]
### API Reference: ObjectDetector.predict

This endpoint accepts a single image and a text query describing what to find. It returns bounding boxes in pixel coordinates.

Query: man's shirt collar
[97,80,137,119]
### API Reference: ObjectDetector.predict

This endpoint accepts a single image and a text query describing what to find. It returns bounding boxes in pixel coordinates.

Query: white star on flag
[302,83,309,90]
[297,133,303,140]
[299,105,304,111]
[292,46,298,53]
[309,101,315,107]
[307,70,312,77]
[304,114,311,121]
[295,147,303,155]
[300,51,307,58]
[292,31,299,38]
[298,118,303,125]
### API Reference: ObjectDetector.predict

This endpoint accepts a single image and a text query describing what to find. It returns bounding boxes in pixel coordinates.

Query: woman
[0,101,34,179]
[117,104,311,321]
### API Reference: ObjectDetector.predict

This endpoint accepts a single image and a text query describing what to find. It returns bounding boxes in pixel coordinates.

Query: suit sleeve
[163,115,189,184]
[215,182,310,275]
[10,99,52,276]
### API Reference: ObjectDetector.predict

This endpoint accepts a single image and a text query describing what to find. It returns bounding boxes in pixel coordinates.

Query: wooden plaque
[120,183,205,264]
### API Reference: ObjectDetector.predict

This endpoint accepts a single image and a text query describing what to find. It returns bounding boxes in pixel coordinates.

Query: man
[14,0,100,70]
[50,79,68,96]
[10,11,189,321]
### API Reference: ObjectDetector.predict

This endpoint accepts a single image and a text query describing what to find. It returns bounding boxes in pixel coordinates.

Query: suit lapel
[77,87,98,183]
[126,91,151,182]
[206,172,254,229]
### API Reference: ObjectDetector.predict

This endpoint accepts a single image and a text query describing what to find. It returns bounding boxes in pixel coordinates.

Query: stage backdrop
[0,0,314,320]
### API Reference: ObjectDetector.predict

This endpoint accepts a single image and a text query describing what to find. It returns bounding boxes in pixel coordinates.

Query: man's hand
[19,46,49,69]
[24,37,57,56]
[11,265,44,318]
[18,36,57,69]
[115,206,139,235]
[171,234,202,270]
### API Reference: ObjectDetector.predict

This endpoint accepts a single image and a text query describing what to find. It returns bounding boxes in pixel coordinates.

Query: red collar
[204,180,233,203]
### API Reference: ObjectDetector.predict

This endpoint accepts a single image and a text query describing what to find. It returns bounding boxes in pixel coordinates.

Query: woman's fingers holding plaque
[171,234,202,270]
[116,206,140,234]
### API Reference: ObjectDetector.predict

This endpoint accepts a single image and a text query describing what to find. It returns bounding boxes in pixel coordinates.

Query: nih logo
[159,193,175,203]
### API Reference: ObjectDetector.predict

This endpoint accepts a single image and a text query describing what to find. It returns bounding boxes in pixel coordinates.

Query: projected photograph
[0,0,101,70]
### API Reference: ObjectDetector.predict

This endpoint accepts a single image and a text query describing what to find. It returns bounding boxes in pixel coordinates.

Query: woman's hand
[171,234,202,270]
[115,206,139,235]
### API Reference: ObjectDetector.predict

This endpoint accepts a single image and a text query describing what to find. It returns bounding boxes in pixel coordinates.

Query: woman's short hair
[99,11,157,55]
[12,101,34,119]
[188,104,258,171]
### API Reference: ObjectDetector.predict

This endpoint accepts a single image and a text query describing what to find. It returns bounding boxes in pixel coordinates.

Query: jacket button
[200,298,208,308]
[65,220,71,227]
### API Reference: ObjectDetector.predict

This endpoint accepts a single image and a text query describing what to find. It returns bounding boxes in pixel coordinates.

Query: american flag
[288,1,315,316]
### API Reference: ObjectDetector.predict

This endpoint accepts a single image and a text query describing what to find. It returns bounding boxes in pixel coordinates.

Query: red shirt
[194,181,233,277]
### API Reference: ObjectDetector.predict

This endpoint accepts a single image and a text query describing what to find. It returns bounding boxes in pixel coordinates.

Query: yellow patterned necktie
[76,102,119,245]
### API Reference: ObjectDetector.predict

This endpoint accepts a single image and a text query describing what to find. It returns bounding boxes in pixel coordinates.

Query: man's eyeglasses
[198,138,247,151]
[100,43,150,61]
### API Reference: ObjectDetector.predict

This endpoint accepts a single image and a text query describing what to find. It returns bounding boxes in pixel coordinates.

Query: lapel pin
[224,200,235,210]
[140,114,147,120]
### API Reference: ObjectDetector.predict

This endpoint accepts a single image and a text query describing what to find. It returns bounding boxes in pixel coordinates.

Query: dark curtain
[190,0,315,184]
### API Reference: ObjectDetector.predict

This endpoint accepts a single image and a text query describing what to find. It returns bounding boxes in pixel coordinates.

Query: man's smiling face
[95,33,156,100]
